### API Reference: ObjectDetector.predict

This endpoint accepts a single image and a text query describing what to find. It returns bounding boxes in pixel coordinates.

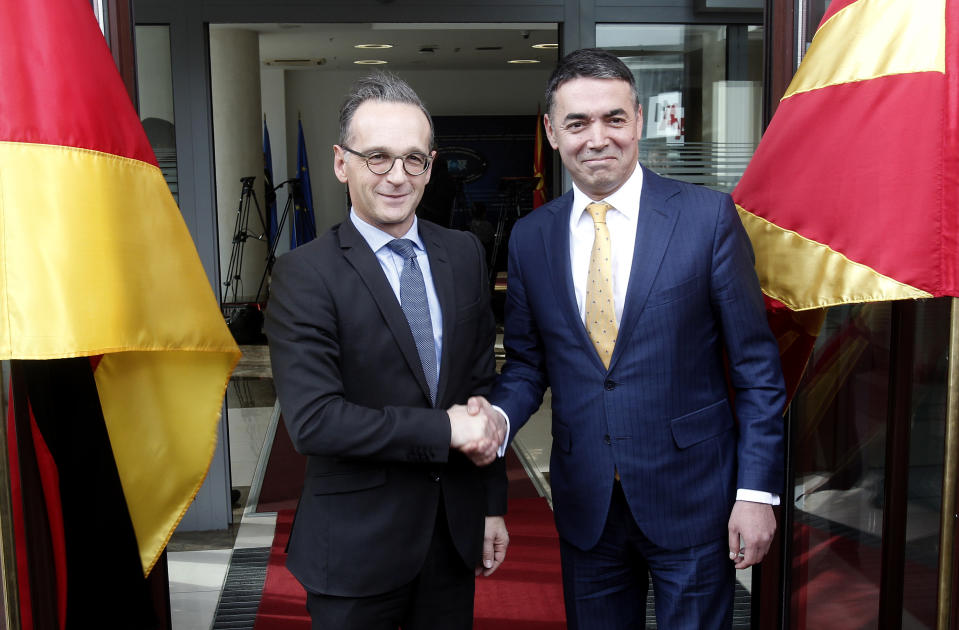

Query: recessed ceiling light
[531,43,558,49]
[354,59,388,65]
[507,59,541,64]
[355,43,393,49]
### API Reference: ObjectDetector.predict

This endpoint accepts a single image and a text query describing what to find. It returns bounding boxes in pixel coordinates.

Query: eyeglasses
[341,146,433,176]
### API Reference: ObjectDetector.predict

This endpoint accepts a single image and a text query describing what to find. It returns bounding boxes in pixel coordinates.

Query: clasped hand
[448,396,504,466]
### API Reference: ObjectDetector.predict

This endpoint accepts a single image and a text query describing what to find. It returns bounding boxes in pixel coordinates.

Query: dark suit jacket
[490,167,786,552]
[265,218,506,598]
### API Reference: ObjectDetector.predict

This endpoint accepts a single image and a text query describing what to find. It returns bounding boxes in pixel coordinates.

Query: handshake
[448,396,505,466]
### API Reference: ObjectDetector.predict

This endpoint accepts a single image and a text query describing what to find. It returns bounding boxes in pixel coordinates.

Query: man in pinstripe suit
[478,49,786,629]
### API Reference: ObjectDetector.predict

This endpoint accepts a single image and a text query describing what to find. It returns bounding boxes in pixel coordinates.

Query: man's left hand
[727,500,776,570]
[476,516,509,577]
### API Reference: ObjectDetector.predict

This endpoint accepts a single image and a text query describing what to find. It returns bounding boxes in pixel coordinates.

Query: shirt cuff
[491,405,510,458]
[736,489,780,505]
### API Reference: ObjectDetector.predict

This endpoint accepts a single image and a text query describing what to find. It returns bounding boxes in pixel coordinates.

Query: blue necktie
[387,239,438,404]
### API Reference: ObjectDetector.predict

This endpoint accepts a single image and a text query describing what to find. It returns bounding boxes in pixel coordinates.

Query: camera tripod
[221,176,268,307]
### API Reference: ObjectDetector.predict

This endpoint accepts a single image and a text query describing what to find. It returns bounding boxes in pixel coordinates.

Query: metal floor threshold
[211,546,271,629]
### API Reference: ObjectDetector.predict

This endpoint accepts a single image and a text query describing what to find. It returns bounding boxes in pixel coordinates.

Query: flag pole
[0,362,21,629]
[937,297,959,629]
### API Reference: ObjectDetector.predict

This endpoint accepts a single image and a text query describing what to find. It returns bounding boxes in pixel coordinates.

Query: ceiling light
[354,59,388,65]
[531,43,558,49]
[354,43,393,49]
[265,58,326,67]
[507,59,540,64]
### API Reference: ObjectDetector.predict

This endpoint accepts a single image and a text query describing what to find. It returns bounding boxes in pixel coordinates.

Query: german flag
[733,0,958,397]
[0,0,240,627]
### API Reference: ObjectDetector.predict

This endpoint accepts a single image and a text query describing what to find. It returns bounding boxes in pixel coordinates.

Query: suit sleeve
[265,251,453,465]
[710,194,787,495]
[463,232,509,516]
[489,227,550,444]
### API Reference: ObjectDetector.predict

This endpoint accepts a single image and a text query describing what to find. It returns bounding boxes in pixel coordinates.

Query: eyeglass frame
[340,145,434,176]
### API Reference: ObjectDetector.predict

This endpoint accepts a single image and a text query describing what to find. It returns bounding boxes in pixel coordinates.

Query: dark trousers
[560,481,735,630]
[306,501,474,630]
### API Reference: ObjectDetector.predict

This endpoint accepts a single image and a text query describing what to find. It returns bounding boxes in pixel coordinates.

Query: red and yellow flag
[0,0,241,576]
[733,0,958,394]
[533,107,547,208]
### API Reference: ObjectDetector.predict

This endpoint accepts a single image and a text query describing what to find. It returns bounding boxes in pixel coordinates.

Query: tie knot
[586,202,612,224]
[387,238,417,259]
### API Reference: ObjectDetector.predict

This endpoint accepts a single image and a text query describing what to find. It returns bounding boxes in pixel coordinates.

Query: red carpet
[253,450,565,628]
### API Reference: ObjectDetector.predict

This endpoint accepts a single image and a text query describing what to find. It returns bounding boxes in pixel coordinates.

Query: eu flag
[263,117,278,246]
[291,119,317,248]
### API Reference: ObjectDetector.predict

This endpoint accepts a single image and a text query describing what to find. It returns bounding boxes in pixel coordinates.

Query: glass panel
[596,23,764,192]
[801,0,832,59]
[790,303,892,629]
[134,25,178,202]
[900,299,948,628]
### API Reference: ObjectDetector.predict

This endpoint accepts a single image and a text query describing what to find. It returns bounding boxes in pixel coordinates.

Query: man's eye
[564,121,585,131]
[405,153,428,168]
[366,152,391,165]
[608,117,628,126]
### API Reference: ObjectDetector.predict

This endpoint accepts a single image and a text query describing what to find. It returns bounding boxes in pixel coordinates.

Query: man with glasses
[265,72,508,630]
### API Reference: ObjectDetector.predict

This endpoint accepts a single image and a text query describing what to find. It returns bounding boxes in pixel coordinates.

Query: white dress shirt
[350,210,444,381]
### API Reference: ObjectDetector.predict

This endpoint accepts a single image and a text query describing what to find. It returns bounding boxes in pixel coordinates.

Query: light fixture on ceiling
[354,59,388,65]
[264,58,326,67]
[507,59,541,64]
[531,43,558,49]
[355,43,393,49]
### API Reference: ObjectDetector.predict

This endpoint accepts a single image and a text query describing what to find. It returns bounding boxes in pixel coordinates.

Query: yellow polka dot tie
[585,202,617,369]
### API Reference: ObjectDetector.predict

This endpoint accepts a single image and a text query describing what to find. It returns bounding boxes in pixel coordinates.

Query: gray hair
[544,48,640,117]
[338,71,435,149]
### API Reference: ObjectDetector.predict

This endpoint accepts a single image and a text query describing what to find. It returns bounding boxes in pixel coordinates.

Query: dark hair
[338,71,435,148]
[544,48,640,116]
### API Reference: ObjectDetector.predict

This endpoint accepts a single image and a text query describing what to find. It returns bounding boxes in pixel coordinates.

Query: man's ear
[332,145,349,184]
[543,114,560,150]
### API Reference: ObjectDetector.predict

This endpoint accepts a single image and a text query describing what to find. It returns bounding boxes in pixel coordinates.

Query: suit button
[605,380,616,391]
[429,472,441,482]
[604,434,611,445]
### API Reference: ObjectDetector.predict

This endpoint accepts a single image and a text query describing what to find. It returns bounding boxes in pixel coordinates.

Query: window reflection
[790,303,891,628]
[597,23,764,192]
[789,300,947,629]
[134,25,178,202]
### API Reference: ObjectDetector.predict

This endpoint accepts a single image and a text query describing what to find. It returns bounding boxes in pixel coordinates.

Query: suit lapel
[609,167,680,371]
[338,220,433,404]
[548,192,607,372]
[420,221,455,407]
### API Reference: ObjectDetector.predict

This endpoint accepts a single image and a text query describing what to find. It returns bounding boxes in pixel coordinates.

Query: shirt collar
[569,162,644,228]
[349,209,425,253]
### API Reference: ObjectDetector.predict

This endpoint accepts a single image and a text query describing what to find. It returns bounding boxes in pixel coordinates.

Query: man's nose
[585,124,608,150]
[384,157,408,182]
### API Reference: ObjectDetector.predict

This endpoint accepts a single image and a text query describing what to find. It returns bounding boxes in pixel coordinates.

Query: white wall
[211,28,267,303]
[280,67,551,234]
[135,26,174,123]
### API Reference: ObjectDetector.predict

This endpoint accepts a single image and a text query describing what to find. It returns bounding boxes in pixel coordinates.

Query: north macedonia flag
[733,0,959,395]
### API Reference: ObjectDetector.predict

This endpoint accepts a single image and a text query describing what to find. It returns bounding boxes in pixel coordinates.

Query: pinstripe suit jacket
[490,166,786,552]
